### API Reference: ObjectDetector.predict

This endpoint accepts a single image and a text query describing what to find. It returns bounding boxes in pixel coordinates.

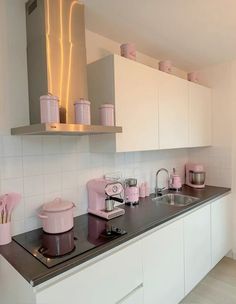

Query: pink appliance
[124,178,139,205]
[186,163,206,189]
[87,179,125,220]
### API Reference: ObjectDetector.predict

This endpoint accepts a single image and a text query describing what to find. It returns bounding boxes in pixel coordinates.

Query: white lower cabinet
[36,241,143,304]
[1,195,232,304]
[211,194,232,267]
[142,220,185,304]
[183,204,211,295]
[118,286,143,304]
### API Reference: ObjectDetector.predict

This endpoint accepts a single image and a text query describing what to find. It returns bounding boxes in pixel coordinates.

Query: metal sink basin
[152,193,199,207]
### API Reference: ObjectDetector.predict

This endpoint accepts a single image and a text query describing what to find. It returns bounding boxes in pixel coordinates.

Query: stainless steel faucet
[155,168,169,196]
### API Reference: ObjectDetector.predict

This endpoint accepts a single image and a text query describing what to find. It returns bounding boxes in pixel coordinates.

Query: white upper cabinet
[189,82,212,147]
[88,55,159,152]
[88,55,212,152]
[158,71,189,149]
[211,195,232,267]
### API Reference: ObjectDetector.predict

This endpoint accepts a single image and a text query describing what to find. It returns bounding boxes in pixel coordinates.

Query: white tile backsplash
[23,155,43,176]
[23,175,44,196]
[0,135,189,235]
[22,136,43,156]
[2,136,22,157]
[2,157,23,179]
[43,154,61,174]
[42,136,60,155]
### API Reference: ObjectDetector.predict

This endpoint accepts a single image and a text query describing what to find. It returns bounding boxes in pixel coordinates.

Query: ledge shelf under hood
[11,123,122,136]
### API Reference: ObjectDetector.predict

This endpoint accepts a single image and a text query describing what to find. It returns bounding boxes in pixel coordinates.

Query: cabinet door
[36,241,143,304]
[158,72,189,149]
[114,56,159,152]
[184,204,211,295]
[211,195,232,267]
[189,82,211,147]
[142,220,185,304]
[118,286,143,304]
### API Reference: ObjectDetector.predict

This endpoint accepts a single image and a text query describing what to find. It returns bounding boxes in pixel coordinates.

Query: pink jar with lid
[159,60,172,73]
[99,104,114,126]
[74,98,91,125]
[120,43,136,60]
[187,72,199,83]
[40,94,60,123]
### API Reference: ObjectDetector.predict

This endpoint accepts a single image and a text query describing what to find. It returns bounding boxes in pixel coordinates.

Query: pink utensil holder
[159,60,172,73]
[120,43,136,61]
[0,222,11,246]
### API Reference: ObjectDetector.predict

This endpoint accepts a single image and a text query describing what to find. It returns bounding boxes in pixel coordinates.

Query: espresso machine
[185,163,206,188]
[87,178,125,220]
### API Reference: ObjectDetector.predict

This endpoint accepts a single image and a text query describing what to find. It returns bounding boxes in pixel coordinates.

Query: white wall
[86,29,187,79]
[0,0,29,133]
[188,61,236,256]
[0,1,188,235]
[188,62,233,187]
[231,60,236,257]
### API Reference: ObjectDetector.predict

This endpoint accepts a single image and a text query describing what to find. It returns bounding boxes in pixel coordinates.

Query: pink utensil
[0,193,21,223]
[0,200,4,224]
[6,193,22,222]
[0,195,7,224]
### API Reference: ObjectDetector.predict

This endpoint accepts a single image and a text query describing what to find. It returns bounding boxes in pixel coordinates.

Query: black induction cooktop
[13,215,126,268]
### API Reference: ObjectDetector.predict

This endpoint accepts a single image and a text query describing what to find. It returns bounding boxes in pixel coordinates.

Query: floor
[181,257,236,304]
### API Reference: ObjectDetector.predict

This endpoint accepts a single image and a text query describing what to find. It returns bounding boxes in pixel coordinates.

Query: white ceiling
[83,0,236,71]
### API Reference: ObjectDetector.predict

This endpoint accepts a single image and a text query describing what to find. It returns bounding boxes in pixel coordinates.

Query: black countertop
[0,185,230,287]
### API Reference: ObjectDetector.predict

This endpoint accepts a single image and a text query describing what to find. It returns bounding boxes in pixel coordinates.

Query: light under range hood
[11,0,122,136]
[11,123,122,136]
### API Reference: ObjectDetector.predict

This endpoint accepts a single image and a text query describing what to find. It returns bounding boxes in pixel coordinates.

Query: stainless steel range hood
[11,0,122,136]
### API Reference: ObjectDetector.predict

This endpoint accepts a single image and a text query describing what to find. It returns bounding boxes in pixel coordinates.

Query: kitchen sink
[152,193,199,207]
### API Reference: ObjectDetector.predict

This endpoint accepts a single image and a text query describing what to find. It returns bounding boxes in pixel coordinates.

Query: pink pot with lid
[38,198,76,234]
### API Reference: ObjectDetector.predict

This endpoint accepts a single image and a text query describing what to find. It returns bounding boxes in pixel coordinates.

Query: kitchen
[0,0,235,303]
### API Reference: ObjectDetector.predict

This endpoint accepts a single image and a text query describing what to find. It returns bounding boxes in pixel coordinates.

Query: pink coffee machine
[185,163,206,189]
[87,178,125,220]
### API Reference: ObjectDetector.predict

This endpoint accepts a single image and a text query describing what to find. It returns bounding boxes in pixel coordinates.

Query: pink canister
[40,94,60,123]
[0,222,11,246]
[159,60,172,73]
[187,72,199,83]
[74,99,91,125]
[99,104,115,126]
[120,43,136,61]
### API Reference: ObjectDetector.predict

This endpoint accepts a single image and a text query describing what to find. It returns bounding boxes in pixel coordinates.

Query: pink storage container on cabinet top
[159,60,172,73]
[187,72,199,83]
[120,43,136,61]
